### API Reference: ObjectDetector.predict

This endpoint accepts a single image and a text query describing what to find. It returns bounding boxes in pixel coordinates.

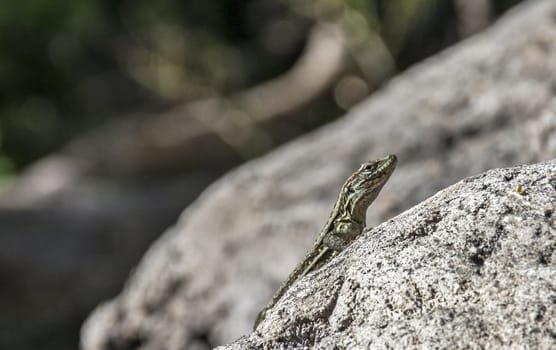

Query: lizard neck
[335,179,379,224]
[320,169,389,238]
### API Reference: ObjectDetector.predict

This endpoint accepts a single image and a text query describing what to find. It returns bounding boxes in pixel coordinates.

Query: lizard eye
[363,163,377,171]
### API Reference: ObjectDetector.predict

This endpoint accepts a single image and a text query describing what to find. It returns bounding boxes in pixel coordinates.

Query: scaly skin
[254,155,397,329]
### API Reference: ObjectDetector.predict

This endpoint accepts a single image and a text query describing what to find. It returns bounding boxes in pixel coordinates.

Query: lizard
[253,154,397,329]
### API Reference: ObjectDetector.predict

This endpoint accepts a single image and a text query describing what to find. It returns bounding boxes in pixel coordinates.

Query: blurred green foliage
[0,0,523,174]
[0,0,309,171]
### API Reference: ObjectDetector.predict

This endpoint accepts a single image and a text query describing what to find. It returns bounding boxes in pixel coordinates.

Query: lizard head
[356,155,397,184]
[341,154,397,222]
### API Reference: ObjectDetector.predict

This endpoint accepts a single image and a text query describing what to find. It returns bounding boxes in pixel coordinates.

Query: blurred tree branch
[1,23,348,206]
[454,0,492,37]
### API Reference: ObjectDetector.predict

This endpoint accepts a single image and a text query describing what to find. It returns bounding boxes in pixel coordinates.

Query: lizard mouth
[377,154,397,172]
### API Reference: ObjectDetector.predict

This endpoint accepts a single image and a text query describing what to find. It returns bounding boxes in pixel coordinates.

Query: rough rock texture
[220,159,556,349]
[82,1,556,349]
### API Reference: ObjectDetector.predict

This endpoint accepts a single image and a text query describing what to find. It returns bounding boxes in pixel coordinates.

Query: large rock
[81,1,556,349]
[221,159,556,349]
